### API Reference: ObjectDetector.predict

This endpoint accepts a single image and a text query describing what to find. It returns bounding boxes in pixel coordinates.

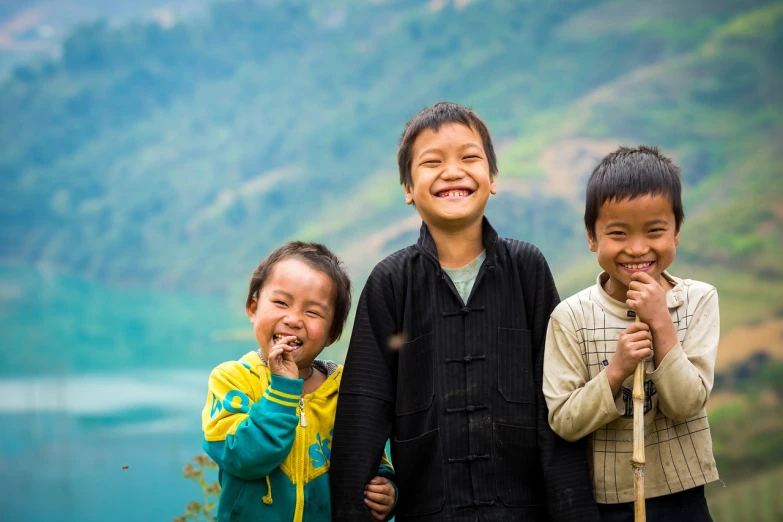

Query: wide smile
[618,260,655,273]
[273,333,304,350]
[435,188,474,199]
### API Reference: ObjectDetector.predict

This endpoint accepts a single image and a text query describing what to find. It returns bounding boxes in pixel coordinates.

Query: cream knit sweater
[543,272,720,503]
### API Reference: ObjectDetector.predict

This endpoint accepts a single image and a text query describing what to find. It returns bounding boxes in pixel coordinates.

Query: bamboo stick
[632,314,646,522]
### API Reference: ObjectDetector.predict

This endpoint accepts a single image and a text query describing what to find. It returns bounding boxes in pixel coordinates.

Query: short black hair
[584,145,684,238]
[246,241,352,344]
[397,101,498,187]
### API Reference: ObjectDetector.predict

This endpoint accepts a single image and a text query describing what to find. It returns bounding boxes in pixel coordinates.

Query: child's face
[587,194,680,302]
[404,123,496,233]
[246,258,336,370]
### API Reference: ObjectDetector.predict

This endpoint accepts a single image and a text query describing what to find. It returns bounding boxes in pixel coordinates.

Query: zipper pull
[299,397,307,427]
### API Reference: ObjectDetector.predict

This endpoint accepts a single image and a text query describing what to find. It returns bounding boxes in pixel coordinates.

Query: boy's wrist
[269,373,305,394]
[261,375,303,415]
[604,363,626,396]
[648,316,677,343]
[644,310,672,331]
[637,298,670,325]
[270,369,299,380]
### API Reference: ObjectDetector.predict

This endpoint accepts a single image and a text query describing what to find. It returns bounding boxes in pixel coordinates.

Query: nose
[625,236,649,257]
[440,159,465,180]
[283,311,304,329]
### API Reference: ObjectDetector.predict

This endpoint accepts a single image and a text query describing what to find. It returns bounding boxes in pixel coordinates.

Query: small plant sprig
[174,454,221,522]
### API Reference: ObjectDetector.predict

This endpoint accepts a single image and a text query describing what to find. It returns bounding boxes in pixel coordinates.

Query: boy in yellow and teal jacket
[202,242,396,522]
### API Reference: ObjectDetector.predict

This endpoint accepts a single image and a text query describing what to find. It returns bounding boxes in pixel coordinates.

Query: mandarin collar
[416,217,498,268]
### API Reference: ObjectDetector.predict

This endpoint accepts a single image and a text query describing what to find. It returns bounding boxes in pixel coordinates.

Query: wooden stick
[632,314,646,522]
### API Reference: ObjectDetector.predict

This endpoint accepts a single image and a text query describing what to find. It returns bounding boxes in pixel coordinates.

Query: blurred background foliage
[0,0,781,520]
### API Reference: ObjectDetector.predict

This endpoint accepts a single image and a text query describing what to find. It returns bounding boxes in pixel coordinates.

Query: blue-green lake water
[0,370,212,522]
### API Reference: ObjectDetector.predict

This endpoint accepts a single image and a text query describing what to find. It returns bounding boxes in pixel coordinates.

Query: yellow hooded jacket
[202,350,394,521]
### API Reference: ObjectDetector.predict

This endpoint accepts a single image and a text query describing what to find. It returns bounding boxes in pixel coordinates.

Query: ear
[404,185,414,205]
[246,297,258,322]
[490,175,497,195]
[586,229,597,252]
[674,227,680,247]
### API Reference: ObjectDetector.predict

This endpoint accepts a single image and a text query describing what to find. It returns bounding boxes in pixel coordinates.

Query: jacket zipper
[299,397,307,427]
[294,396,307,522]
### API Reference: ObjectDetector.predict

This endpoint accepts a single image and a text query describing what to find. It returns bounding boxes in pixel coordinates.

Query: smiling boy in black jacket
[330,102,599,521]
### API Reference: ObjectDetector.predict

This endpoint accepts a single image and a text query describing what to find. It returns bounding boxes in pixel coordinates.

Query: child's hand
[627,271,678,365]
[267,336,300,379]
[364,476,395,521]
[626,272,669,327]
[606,321,652,396]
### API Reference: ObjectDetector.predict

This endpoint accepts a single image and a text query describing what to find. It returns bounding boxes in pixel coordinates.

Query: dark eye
[273,300,287,307]
[463,155,481,160]
[306,310,322,318]
[422,159,440,166]
[608,231,625,236]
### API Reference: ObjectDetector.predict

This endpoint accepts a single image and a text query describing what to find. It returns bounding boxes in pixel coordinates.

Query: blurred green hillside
[2,0,779,290]
[2,0,781,364]
[2,0,782,376]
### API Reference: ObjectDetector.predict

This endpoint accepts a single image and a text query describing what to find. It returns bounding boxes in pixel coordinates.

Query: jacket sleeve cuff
[647,342,684,379]
[260,374,303,414]
[599,368,626,416]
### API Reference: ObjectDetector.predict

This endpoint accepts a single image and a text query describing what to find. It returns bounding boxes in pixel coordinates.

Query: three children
[203,105,719,522]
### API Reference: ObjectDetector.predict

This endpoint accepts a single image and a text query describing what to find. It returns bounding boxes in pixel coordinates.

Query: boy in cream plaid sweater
[543,146,718,522]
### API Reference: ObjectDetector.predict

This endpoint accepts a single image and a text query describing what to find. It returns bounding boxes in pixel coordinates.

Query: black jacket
[331,219,599,521]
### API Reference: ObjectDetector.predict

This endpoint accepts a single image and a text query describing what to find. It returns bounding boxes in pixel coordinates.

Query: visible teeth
[442,190,469,197]
[623,262,653,269]
[273,334,302,346]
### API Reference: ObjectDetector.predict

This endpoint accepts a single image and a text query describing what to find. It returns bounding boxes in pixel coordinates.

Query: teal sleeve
[203,374,303,481]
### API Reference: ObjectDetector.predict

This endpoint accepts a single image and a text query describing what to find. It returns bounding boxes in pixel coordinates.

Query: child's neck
[302,369,326,395]
[429,219,484,268]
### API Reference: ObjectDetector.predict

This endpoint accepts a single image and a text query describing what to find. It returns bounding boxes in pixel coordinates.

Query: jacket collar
[242,350,343,397]
[416,217,498,268]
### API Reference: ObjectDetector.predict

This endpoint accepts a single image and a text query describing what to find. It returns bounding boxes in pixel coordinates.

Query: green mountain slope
[0,0,781,374]
[2,0,778,292]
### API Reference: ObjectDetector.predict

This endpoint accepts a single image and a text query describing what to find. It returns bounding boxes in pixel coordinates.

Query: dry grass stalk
[632,315,646,521]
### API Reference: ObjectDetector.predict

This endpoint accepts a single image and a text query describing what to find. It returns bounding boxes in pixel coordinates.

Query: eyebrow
[605,218,670,228]
[417,142,483,159]
[270,289,329,310]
